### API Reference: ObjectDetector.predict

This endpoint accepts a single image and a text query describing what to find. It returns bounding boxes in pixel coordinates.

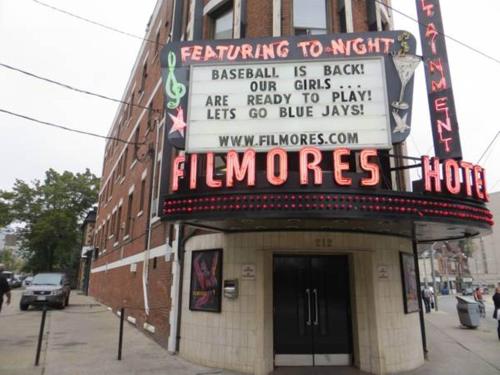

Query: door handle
[305,288,312,326]
[313,288,319,326]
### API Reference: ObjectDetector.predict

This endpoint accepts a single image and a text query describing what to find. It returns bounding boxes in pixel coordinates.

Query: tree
[2,169,99,274]
[0,248,24,272]
[458,238,476,258]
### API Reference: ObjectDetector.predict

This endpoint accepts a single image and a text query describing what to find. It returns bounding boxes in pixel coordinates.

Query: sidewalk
[0,290,241,375]
[405,295,500,375]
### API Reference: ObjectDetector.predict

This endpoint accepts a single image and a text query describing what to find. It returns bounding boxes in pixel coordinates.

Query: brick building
[89,0,174,346]
[89,1,493,374]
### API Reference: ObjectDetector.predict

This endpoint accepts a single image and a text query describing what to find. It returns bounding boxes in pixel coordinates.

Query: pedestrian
[429,286,435,309]
[422,287,431,313]
[0,263,12,313]
[493,286,500,341]
[474,287,486,318]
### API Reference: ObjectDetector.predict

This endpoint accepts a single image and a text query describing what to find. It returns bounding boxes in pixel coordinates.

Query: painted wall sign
[186,57,391,152]
[241,264,256,280]
[416,0,462,159]
[377,265,390,280]
[160,31,418,151]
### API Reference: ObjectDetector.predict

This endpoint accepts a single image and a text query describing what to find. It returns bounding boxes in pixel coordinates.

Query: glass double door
[273,255,352,366]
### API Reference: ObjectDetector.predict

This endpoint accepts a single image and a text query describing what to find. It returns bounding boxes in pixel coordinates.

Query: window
[122,148,128,175]
[106,218,111,239]
[128,93,135,119]
[115,206,122,240]
[366,1,390,31]
[139,178,146,212]
[293,0,327,35]
[366,0,377,31]
[338,0,347,33]
[155,29,161,55]
[125,193,134,236]
[134,128,140,156]
[147,103,154,128]
[211,4,233,40]
[110,211,116,237]
[140,62,148,93]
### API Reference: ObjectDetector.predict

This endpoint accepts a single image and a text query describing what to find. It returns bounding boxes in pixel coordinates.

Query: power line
[32,0,160,46]
[0,108,144,146]
[373,0,500,66]
[477,131,499,164]
[0,62,161,113]
[32,0,500,67]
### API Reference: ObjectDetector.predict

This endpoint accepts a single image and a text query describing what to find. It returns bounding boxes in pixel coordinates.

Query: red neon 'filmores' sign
[172,147,380,191]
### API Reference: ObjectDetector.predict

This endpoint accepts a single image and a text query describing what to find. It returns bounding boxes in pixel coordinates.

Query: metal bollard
[35,304,48,366]
[117,307,124,360]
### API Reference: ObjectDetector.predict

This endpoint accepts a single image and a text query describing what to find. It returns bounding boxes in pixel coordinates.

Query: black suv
[20,273,71,310]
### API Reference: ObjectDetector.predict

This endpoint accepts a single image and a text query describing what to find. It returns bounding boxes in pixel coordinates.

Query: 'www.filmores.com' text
[218,132,359,148]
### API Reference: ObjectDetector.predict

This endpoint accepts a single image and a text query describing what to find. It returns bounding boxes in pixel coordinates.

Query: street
[1,290,499,375]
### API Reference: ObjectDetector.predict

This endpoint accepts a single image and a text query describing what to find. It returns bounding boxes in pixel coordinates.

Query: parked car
[20,273,71,310]
[22,276,33,287]
[462,287,474,296]
[10,275,22,288]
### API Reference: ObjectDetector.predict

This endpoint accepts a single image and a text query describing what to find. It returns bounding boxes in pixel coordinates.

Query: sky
[0,0,499,193]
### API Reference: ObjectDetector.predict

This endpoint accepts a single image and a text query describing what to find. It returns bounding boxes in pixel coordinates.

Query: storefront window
[293,0,327,35]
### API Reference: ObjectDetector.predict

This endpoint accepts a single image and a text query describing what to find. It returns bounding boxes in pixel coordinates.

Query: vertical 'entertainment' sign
[416,0,462,159]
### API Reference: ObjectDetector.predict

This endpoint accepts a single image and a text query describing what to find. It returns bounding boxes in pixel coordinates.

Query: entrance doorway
[273,255,352,366]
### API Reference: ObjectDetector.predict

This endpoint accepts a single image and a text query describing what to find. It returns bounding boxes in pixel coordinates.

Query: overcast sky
[0,1,499,193]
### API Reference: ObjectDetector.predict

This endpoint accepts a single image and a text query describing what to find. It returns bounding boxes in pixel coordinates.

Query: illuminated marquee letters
[416,0,462,159]
[421,156,488,201]
[171,147,383,192]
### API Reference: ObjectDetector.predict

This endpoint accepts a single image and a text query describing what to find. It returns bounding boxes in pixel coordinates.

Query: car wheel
[20,302,29,311]
[65,295,69,307]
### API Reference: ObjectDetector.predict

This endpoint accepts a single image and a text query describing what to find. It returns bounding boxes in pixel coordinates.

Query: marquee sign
[416,0,462,159]
[161,31,418,151]
[159,33,493,240]
[187,58,391,153]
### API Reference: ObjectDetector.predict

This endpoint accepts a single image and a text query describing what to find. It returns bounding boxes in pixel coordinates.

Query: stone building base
[179,232,424,375]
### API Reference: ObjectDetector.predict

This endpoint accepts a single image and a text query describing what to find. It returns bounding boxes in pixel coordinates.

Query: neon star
[168,107,187,137]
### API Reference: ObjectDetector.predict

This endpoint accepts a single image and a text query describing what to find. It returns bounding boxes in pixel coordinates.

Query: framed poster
[189,249,222,312]
[399,252,419,314]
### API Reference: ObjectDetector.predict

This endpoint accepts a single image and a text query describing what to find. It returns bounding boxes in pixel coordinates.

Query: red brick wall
[89,0,174,347]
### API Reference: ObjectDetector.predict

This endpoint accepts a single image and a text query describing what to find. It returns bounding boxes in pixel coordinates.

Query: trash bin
[456,296,480,328]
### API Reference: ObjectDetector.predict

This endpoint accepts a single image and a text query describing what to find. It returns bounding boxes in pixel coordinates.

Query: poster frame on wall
[189,248,223,313]
[400,251,420,314]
